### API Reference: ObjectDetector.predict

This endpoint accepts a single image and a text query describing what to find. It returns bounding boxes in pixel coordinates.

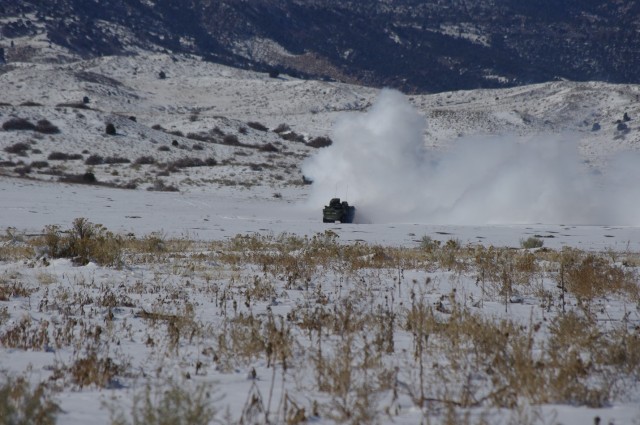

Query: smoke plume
[302,89,640,225]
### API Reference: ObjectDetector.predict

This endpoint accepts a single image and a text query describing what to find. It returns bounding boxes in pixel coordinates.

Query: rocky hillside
[1,0,639,92]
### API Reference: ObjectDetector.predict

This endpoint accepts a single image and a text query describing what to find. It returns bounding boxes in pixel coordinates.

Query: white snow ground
[1,43,640,424]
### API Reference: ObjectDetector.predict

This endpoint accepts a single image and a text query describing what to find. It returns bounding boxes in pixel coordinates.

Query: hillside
[1,49,639,199]
[1,0,640,92]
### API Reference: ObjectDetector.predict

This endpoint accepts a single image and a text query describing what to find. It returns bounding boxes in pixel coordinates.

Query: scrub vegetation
[1,220,639,424]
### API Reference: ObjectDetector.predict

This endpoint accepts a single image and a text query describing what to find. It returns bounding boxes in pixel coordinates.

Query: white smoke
[302,89,640,225]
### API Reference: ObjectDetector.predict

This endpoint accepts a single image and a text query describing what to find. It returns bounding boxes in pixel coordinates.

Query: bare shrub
[105,123,116,135]
[39,218,123,266]
[259,143,279,152]
[247,121,269,132]
[55,102,91,110]
[85,154,104,165]
[565,254,633,301]
[30,161,49,168]
[223,134,240,145]
[104,156,131,164]
[0,375,59,425]
[108,381,217,425]
[167,157,217,169]
[280,131,305,143]
[134,156,156,165]
[273,123,290,134]
[14,165,31,175]
[68,351,124,389]
[307,136,333,148]
[2,118,36,131]
[0,316,49,350]
[35,119,60,134]
[211,126,225,137]
[4,142,30,154]
[520,236,544,249]
[149,180,179,192]
[59,172,98,185]
[48,152,83,161]
[185,133,211,143]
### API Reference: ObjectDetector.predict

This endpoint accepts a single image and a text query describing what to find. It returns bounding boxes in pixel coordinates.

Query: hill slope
[2,0,640,92]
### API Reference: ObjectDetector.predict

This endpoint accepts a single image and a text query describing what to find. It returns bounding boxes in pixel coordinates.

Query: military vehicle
[323,198,355,223]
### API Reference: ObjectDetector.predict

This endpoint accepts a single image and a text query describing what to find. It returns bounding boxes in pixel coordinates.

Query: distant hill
[1,0,640,92]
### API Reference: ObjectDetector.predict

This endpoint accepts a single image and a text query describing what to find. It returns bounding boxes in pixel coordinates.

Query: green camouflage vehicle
[323,198,355,223]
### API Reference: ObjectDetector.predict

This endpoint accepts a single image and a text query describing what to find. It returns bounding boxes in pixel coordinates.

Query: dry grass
[0,223,639,422]
[0,375,59,425]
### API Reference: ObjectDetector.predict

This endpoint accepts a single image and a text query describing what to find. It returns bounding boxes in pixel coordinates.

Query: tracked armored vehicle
[323,198,355,223]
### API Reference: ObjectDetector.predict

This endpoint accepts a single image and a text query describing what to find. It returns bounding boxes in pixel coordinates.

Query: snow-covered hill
[2,49,639,197]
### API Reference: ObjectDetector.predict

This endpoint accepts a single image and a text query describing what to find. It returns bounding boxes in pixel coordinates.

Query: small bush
[59,172,98,185]
[158,70,166,79]
[247,121,269,132]
[211,126,225,137]
[280,131,306,143]
[30,161,49,168]
[149,180,179,192]
[82,96,90,104]
[134,156,156,165]
[269,69,280,78]
[168,157,217,169]
[259,143,279,152]
[192,144,204,151]
[105,123,116,135]
[2,118,36,131]
[273,123,290,134]
[158,146,171,152]
[55,102,91,110]
[0,375,59,425]
[565,254,631,300]
[4,142,30,154]
[35,119,60,134]
[40,218,123,266]
[48,152,83,161]
[108,381,217,425]
[104,156,131,164]
[151,124,164,131]
[186,133,211,143]
[520,236,544,249]
[69,351,123,389]
[14,165,31,175]
[223,134,240,145]
[419,235,441,251]
[85,155,104,165]
[307,136,333,148]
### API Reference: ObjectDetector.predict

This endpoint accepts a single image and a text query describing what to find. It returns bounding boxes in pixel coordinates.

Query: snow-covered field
[2,45,640,424]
